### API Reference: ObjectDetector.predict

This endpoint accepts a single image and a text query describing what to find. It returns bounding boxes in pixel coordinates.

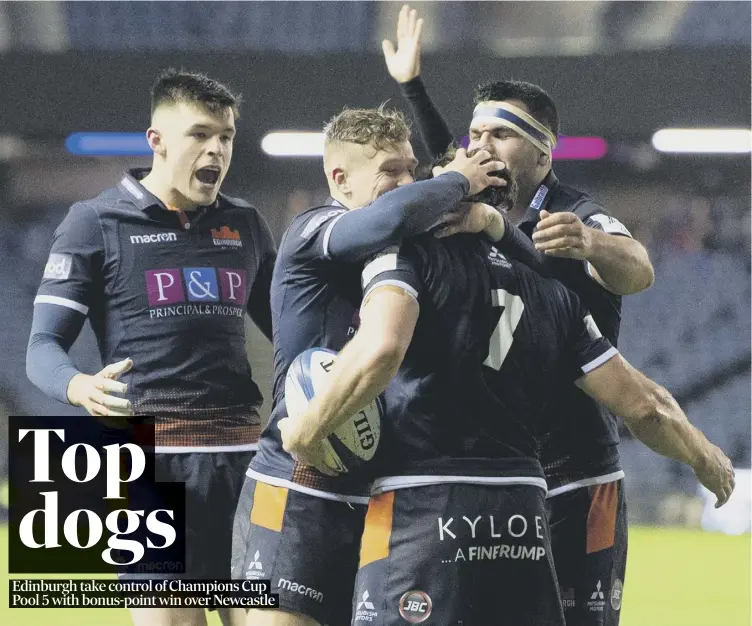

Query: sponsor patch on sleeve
[300,208,347,240]
[43,253,72,280]
[586,214,632,237]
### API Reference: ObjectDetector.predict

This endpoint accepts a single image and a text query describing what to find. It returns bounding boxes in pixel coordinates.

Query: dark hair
[474,80,559,137]
[422,143,515,210]
[151,69,241,117]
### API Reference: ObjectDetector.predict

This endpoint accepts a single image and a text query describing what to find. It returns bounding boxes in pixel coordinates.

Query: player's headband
[470,103,557,156]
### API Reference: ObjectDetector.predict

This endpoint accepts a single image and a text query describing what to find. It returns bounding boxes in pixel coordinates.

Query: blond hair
[324,105,411,152]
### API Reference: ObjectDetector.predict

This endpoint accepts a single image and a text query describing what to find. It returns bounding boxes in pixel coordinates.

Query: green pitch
[0,525,749,626]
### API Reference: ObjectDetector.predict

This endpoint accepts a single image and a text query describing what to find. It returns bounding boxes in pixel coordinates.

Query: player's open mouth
[195,167,220,186]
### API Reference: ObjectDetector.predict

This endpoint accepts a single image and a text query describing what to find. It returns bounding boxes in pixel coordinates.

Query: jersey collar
[119,168,218,214]
[327,197,361,210]
[519,170,559,228]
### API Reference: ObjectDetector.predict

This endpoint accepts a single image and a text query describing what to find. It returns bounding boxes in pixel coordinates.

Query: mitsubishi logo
[357,590,375,610]
[247,550,262,571]
[591,580,604,600]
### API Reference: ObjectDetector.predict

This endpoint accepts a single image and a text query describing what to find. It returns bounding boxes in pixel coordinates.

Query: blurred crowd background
[0,1,749,530]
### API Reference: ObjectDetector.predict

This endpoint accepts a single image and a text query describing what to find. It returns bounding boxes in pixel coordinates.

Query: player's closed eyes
[486,129,514,141]
[470,130,514,141]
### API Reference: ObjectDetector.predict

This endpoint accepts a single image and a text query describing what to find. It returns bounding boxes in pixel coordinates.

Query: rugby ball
[284,348,382,474]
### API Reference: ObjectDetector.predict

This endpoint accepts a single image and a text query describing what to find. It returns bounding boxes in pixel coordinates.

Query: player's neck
[508,170,550,225]
[505,203,526,225]
[507,188,537,224]
[330,191,354,210]
[140,170,198,211]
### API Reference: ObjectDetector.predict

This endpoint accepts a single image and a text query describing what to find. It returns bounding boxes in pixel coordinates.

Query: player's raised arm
[383,4,455,158]
[575,356,734,508]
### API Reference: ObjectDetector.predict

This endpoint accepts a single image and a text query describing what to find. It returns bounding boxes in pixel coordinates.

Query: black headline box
[8,415,187,574]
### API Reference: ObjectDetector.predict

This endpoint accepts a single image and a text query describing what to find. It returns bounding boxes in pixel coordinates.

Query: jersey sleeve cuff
[363,280,419,304]
[580,346,619,374]
[34,295,89,315]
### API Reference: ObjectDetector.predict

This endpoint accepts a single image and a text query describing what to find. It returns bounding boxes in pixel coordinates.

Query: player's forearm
[294,336,401,447]
[398,76,455,159]
[480,208,506,242]
[625,385,712,471]
[586,231,654,295]
[499,218,549,275]
[26,304,87,404]
[26,333,82,404]
[328,172,469,262]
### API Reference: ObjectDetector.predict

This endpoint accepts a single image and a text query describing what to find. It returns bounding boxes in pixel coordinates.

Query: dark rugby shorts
[547,479,628,626]
[232,476,367,626]
[118,449,255,581]
[352,483,564,626]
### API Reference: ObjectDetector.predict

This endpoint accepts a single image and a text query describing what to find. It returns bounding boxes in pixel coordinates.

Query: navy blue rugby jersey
[248,173,471,502]
[519,171,634,491]
[249,204,379,502]
[396,76,637,492]
[360,234,618,494]
[32,169,275,448]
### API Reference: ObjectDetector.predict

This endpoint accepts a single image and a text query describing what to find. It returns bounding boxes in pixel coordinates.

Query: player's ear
[332,167,350,194]
[537,150,550,168]
[146,128,166,158]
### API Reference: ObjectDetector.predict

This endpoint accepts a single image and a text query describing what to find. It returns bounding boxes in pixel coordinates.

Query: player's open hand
[382,5,424,84]
[66,358,133,419]
[278,417,337,476]
[435,203,505,240]
[694,444,735,508]
[436,148,507,196]
[532,209,594,260]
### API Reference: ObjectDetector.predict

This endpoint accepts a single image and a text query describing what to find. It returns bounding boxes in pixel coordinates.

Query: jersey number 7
[484,289,525,371]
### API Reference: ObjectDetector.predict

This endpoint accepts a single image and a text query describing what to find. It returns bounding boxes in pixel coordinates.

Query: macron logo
[277,578,324,604]
[130,233,178,244]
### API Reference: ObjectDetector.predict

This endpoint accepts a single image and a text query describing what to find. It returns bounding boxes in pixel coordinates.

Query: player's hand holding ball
[281,348,382,476]
[278,416,337,476]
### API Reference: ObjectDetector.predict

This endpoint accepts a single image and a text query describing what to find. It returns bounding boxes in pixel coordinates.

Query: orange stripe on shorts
[250,482,289,532]
[586,482,618,554]
[359,492,395,568]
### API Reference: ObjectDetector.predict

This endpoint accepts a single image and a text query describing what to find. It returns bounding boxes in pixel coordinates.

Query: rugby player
[26,70,274,626]
[280,202,734,626]
[231,106,505,626]
[382,7,656,623]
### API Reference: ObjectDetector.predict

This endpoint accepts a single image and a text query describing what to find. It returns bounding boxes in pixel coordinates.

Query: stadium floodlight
[552,136,608,160]
[66,132,151,156]
[651,128,752,154]
[261,132,325,157]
